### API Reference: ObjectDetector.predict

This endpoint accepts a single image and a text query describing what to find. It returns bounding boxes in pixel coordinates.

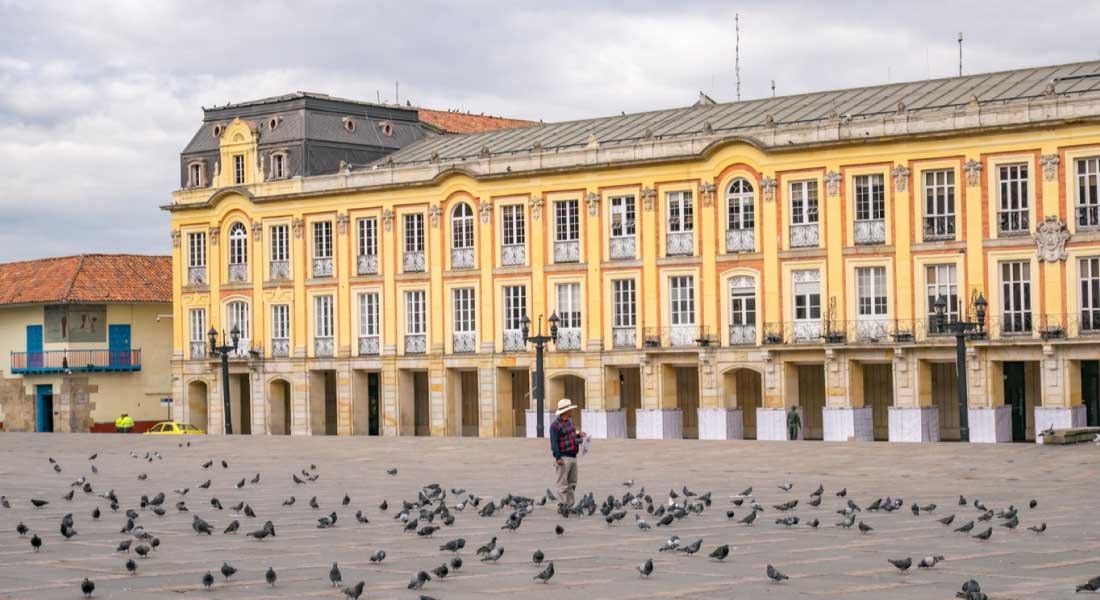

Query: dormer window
[268,115,282,131]
[379,121,393,136]
[268,151,288,180]
[187,161,205,188]
[212,124,223,137]
[342,117,356,133]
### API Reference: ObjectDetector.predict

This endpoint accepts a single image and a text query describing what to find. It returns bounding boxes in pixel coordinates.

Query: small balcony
[358,336,380,356]
[452,331,476,353]
[269,260,290,280]
[555,328,582,351]
[228,263,248,282]
[451,247,475,269]
[989,314,1033,337]
[854,219,886,245]
[610,236,636,260]
[997,210,1029,236]
[403,251,425,272]
[763,321,823,344]
[313,257,333,278]
[12,349,142,375]
[642,326,713,349]
[728,323,757,345]
[404,334,426,354]
[923,215,955,241]
[726,229,754,253]
[189,342,206,359]
[314,337,334,357]
[271,339,290,358]
[188,266,207,285]
[503,330,526,352]
[502,244,525,266]
[666,231,694,256]
[554,240,580,262]
[789,223,819,248]
[1077,205,1100,231]
[357,254,378,275]
[612,326,636,348]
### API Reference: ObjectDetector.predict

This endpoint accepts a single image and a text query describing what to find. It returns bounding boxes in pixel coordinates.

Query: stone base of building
[636,409,682,439]
[524,411,557,438]
[697,408,743,440]
[823,407,873,442]
[968,407,1011,443]
[1034,406,1087,444]
[582,409,628,439]
[756,407,802,440]
[888,407,940,442]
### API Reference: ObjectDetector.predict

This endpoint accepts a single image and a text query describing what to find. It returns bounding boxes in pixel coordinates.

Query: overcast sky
[1,1,1097,263]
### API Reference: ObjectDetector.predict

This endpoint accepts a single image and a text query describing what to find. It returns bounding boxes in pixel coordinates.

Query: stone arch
[186,379,209,433]
[267,378,292,435]
[547,372,587,432]
[720,366,764,439]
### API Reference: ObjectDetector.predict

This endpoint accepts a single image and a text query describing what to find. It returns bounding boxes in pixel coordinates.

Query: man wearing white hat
[549,398,585,515]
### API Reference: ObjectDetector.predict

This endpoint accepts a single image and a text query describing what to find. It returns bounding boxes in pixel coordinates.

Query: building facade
[168,61,1100,442]
[0,255,173,432]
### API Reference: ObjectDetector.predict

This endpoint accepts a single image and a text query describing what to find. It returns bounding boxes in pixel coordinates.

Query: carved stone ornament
[699,182,717,207]
[641,187,657,211]
[251,221,263,241]
[530,194,543,220]
[208,226,220,246]
[760,176,777,202]
[1040,154,1061,182]
[292,218,304,239]
[381,209,394,232]
[963,158,983,187]
[586,191,600,216]
[170,230,180,248]
[824,171,842,197]
[336,213,349,234]
[1035,215,1070,263]
[479,200,492,224]
[428,204,441,228]
[891,164,911,192]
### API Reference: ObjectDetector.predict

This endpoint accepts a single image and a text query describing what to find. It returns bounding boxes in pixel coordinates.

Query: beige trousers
[555,456,578,507]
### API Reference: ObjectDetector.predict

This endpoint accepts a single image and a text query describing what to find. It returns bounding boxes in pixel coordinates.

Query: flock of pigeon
[3,441,1093,599]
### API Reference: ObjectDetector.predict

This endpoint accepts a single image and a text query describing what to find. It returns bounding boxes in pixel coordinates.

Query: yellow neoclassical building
[168,63,1100,443]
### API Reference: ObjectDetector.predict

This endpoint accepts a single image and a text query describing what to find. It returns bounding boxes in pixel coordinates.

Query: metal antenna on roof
[957,32,964,77]
[395,81,399,105]
[735,13,741,102]
[770,80,775,98]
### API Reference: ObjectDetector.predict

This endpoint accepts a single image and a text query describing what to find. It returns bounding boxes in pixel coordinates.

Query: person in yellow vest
[120,414,134,434]
[115,414,125,433]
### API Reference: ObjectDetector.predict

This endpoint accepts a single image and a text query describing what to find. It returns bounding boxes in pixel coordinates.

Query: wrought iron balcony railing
[269,260,290,280]
[189,342,207,359]
[271,339,290,358]
[502,244,526,266]
[452,331,477,353]
[666,231,694,256]
[554,240,580,262]
[403,251,425,272]
[854,219,886,245]
[12,349,142,374]
[314,337,334,357]
[726,228,754,253]
[642,326,713,348]
[923,215,956,240]
[610,236,636,260]
[789,223,819,247]
[404,334,426,354]
[555,328,582,351]
[451,247,475,269]
[728,323,757,345]
[188,266,207,285]
[612,326,637,348]
[358,336,380,356]
[228,263,248,282]
[503,330,526,352]
[313,257,334,278]
[357,254,378,275]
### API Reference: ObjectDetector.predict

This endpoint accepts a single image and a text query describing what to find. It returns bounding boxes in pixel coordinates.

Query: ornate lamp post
[207,325,241,435]
[934,293,987,442]
[522,313,559,438]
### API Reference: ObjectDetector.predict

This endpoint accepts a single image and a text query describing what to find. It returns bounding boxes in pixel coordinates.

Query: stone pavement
[0,434,1096,599]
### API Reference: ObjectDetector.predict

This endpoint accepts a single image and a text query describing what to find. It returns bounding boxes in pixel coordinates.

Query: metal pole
[535,342,545,438]
[955,330,969,442]
[221,351,233,435]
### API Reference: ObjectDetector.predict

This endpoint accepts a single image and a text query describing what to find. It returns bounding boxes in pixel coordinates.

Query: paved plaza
[0,434,1096,599]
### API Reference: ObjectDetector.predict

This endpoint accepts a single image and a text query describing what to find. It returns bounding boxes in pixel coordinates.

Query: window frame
[856,266,888,317]
[451,203,475,249]
[271,304,290,341]
[1080,256,1100,331]
[997,163,1029,234]
[503,285,527,331]
[501,204,526,246]
[453,287,476,333]
[669,275,696,326]
[358,292,380,337]
[404,213,425,252]
[729,279,756,326]
[854,174,885,222]
[609,195,636,238]
[789,180,819,226]
[269,224,289,263]
[405,290,426,335]
[554,200,580,242]
[726,179,755,231]
[357,217,377,257]
[923,169,956,239]
[1076,157,1100,229]
[925,264,959,324]
[188,232,207,268]
[313,221,333,260]
[556,282,582,329]
[314,295,334,339]
[999,260,1032,333]
[189,308,206,343]
[233,154,245,185]
[227,223,248,267]
[666,191,694,233]
[226,300,250,339]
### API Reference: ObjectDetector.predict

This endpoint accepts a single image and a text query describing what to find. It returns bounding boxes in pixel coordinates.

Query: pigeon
[450,556,462,571]
[202,460,213,469]
[386,468,398,476]
[973,527,993,541]
[778,483,794,492]
[959,495,968,506]
[623,480,635,487]
[192,515,213,535]
[342,581,365,600]
[709,544,730,560]
[92,507,101,520]
[637,558,654,577]
[342,494,351,506]
[658,535,681,552]
[555,524,565,536]
[656,514,675,527]
[888,557,912,573]
[739,510,758,525]
[199,479,211,489]
[221,460,228,469]
[310,496,320,509]
[116,540,132,553]
[16,522,27,537]
[807,518,820,528]
[292,474,304,484]
[679,539,703,555]
[808,495,822,507]
[220,562,237,580]
[776,516,800,527]
[248,528,273,540]
[1,496,9,508]
[202,571,214,589]
[223,520,239,534]
[379,500,388,511]
[30,499,48,508]
[1028,522,1047,534]
[835,488,847,497]
[329,562,342,587]
[431,564,449,578]
[767,564,789,582]
[418,525,440,537]
[265,566,277,586]
[408,570,432,590]
[858,521,873,534]
[533,549,545,565]
[62,489,74,501]
[955,520,975,533]
[235,478,245,489]
[137,473,147,481]
[918,555,944,569]
[282,496,295,506]
[1076,576,1100,593]
[939,514,956,526]
[250,473,261,484]
[369,549,387,563]
[534,562,555,583]
[30,534,41,552]
[81,577,94,598]
[134,544,149,558]
[125,558,137,575]
[1001,516,1020,530]
[481,546,504,562]
[210,497,223,510]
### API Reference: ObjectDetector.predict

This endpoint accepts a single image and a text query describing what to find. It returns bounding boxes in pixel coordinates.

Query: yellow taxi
[143,421,205,435]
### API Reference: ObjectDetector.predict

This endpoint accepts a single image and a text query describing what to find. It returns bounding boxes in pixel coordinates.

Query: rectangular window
[554,200,580,241]
[271,304,289,340]
[188,232,207,267]
[856,266,888,317]
[669,276,695,325]
[609,196,636,237]
[1076,157,1100,229]
[405,290,426,335]
[502,205,526,245]
[793,272,821,321]
[189,163,202,187]
[313,221,333,259]
[227,301,250,339]
[667,191,694,232]
[926,264,959,326]
[1000,261,1032,333]
[233,154,244,185]
[789,180,819,225]
[453,288,476,333]
[314,296,334,338]
[358,217,377,256]
[404,213,425,252]
[923,169,956,239]
[503,285,527,330]
[1080,257,1100,332]
[612,279,636,328]
[854,174,885,221]
[270,225,289,262]
[997,164,1029,234]
[730,285,756,326]
[272,154,285,179]
[189,308,206,343]
[556,282,582,329]
[358,292,380,337]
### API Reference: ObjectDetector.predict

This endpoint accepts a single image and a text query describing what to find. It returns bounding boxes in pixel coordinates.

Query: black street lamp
[934,293,987,442]
[522,312,559,438]
[208,325,241,435]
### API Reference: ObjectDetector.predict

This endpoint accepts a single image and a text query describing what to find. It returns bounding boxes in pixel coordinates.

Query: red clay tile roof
[0,254,171,306]
[418,108,535,134]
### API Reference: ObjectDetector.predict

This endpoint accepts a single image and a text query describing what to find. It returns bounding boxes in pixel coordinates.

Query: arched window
[451,203,474,249]
[228,223,248,265]
[226,300,250,339]
[726,178,755,230]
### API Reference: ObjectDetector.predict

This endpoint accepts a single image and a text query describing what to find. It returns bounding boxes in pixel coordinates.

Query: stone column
[336,361,353,435]
[968,349,1010,443]
[636,362,683,439]
[822,352,872,442]
[1035,347,1086,443]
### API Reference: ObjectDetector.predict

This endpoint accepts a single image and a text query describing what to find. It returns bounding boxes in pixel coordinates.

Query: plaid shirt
[550,417,578,460]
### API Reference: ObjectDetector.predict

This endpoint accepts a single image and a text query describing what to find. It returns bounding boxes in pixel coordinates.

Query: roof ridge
[60,254,85,303]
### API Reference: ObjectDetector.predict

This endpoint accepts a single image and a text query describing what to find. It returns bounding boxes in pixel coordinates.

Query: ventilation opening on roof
[378,121,393,137]
[212,124,224,137]
[342,117,356,133]
[269,116,282,131]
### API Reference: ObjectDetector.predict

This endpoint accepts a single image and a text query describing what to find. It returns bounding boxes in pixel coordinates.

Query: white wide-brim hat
[555,398,578,416]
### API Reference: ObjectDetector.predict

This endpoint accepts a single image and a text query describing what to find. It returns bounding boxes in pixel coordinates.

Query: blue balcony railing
[11,349,142,375]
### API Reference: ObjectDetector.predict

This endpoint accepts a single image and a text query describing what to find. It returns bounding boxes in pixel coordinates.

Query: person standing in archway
[787,406,801,440]
[550,398,585,516]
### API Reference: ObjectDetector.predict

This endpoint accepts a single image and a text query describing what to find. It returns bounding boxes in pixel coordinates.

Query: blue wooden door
[109,324,131,367]
[36,384,53,432]
[26,325,43,369]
